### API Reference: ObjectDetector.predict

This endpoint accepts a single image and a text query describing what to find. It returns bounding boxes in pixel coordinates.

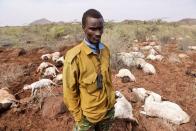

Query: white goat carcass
[132,88,161,102]
[140,62,156,75]
[36,62,55,73]
[41,54,52,61]
[146,54,156,61]
[129,52,145,58]
[116,69,136,82]
[23,79,57,96]
[146,48,163,61]
[153,45,161,52]
[43,66,59,78]
[140,45,152,51]
[146,91,162,102]
[114,91,138,124]
[146,54,164,61]
[133,39,138,43]
[149,48,158,55]
[132,46,139,52]
[53,74,63,84]
[51,52,60,62]
[155,55,164,61]
[55,56,64,67]
[188,46,196,50]
[132,88,148,101]
[0,88,17,112]
[178,53,189,58]
[116,52,135,67]
[140,94,190,125]
[149,41,156,46]
[116,52,145,67]
[135,58,146,68]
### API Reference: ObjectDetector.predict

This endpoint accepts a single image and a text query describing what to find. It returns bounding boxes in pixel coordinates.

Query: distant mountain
[122,19,143,24]
[178,18,196,25]
[56,21,65,25]
[30,18,52,25]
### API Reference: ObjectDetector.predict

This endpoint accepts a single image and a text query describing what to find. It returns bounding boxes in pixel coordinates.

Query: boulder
[42,96,67,118]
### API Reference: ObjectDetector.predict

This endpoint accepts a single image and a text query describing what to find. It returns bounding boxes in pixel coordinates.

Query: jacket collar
[81,40,105,55]
[80,41,93,55]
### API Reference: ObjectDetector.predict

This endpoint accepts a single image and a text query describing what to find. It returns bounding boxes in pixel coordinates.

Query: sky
[0,0,196,26]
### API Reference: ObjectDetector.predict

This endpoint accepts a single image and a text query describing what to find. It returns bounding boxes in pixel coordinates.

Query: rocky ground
[0,43,195,131]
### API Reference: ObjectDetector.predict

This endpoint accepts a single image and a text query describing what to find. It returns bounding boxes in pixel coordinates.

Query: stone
[42,96,67,118]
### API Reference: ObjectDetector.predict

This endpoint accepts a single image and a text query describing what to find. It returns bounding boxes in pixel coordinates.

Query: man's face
[83,17,104,45]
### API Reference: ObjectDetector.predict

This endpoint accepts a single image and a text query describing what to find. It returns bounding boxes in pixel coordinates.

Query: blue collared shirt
[83,38,104,54]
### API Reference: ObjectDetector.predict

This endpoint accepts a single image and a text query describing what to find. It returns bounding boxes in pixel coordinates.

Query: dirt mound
[0,44,195,131]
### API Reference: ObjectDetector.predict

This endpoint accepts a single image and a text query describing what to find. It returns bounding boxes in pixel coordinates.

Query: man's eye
[90,28,96,31]
[90,28,103,31]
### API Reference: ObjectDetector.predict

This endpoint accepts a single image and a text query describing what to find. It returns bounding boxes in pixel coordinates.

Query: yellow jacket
[63,42,115,123]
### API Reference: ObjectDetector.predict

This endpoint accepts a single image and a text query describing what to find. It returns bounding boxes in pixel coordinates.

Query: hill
[178,18,196,25]
[30,18,52,25]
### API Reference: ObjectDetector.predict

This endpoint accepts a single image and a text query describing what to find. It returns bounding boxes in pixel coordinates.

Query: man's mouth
[94,37,101,41]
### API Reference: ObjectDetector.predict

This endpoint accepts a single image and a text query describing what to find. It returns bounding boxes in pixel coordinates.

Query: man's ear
[83,27,87,34]
[82,24,85,30]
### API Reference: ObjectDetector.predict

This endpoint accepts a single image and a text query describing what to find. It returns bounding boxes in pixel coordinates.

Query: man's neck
[84,38,101,54]
[85,38,99,46]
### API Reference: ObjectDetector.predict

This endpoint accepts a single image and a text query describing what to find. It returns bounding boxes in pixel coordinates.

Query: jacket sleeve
[63,59,82,122]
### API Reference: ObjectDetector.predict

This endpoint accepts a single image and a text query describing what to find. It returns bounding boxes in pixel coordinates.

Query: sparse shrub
[0,21,196,57]
[134,24,159,42]
[155,19,162,25]
[160,35,171,44]
[135,30,147,42]
[171,22,179,27]
[104,22,114,30]
[146,25,159,34]
[178,38,195,51]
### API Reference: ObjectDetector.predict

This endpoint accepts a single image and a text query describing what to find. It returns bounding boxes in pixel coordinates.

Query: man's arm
[63,59,82,122]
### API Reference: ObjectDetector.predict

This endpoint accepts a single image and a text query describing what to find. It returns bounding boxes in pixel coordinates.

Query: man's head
[82,9,104,45]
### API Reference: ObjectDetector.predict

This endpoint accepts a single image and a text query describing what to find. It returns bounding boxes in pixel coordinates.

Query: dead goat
[23,79,57,96]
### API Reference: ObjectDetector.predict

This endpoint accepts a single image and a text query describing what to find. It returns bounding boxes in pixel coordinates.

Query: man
[63,9,115,131]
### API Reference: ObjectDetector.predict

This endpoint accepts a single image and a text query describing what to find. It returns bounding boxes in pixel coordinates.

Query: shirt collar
[83,38,104,54]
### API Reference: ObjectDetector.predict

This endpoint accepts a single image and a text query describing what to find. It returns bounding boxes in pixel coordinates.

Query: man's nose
[95,30,102,36]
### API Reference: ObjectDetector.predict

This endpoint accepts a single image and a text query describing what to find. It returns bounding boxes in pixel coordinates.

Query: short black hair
[82,9,103,28]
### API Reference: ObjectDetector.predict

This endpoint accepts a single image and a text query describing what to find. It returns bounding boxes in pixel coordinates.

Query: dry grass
[0,21,196,55]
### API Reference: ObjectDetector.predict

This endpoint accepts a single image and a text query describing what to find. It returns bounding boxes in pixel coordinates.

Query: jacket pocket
[82,72,98,94]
